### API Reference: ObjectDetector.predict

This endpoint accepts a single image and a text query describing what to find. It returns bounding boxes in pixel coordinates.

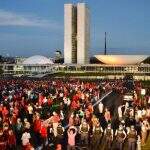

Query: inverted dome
[23,55,54,65]
[94,55,149,65]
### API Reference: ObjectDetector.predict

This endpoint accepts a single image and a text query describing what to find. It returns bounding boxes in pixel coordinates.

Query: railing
[1,63,150,75]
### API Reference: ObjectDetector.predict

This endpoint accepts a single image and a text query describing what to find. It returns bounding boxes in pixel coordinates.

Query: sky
[0,0,150,57]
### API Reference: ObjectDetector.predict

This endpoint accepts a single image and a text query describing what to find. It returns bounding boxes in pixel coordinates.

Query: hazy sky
[0,0,150,57]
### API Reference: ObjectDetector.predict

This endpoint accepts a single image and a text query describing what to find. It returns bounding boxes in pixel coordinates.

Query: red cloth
[14,107,19,116]
[2,108,9,117]
[85,109,90,119]
[73,95,79,102]
[0,135,6,150]
[23,144,34,150]
[8,134,16,145]
[40,126,47,138]
[34,119,41,133]
[104,111,111,121]
[38,93,44,105]
[11,116,17,125]
[71,100,79,110]
[47,98,53,106]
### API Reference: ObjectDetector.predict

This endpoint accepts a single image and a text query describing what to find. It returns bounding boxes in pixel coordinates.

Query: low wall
[54,75,150,80]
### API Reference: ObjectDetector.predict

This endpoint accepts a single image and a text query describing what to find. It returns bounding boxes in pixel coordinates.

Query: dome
[23,55,54,65]
[94,55,149,65]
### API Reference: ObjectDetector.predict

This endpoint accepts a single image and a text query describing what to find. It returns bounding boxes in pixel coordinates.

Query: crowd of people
[0,77,149,150]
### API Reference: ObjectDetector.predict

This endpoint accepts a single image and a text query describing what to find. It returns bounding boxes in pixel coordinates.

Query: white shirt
[118,106,123,118]
[27,90,31,97]
[137,110,142,119]
[146,108,150,117]
[21,132,31,146]
[129,108,134,117]
[63,97,67,104]
[98,102,104,113]
[148,97,150,104]
[60,93,64,97]
[43,97,47,103]
[81,93,85,100]
[67,99,71,106]
[141,109,146,116]
[60,111,64,120]
[141,124,147,132]
[28,106,33,114]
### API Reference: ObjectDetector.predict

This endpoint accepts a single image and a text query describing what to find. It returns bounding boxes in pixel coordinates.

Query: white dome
[94,55,149,65]
[23,55,54,65]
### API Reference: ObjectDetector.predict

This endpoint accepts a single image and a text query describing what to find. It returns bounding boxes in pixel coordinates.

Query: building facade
[1,63,150,80]
[64,3,90,64]
[77,3,90,64]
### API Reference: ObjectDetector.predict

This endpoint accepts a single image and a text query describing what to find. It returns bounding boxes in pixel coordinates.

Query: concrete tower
[64,3,90,64]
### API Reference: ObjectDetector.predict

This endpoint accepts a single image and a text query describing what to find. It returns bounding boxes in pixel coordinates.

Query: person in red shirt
[47,97,53,106]
[40,122,48,148]
[0,129,6,150]
[33,114,41,133]
[2,107,9,121]
[88,103,94,114]
[56,144,62,150]
[51,112,60,137]
[104,108,111,123]
[24,142,34,150]
[7,129,16,150]
[3,124,9,143]
[13,106,19,117]
[71,100,80,110]
[38,93,44,106]
[85,109,91,122]
[33,114,41,147]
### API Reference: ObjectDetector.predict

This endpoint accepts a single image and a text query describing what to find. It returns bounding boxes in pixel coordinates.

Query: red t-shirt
[40,126,47,138]
[8,134,16,145]
[34,119,41,133]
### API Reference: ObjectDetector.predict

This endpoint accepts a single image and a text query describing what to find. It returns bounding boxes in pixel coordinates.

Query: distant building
[94,55,149,65]
[0,56,15,64]
[13,55,54,74]
[15,57,26,64]
[64,3,90,64]
[54,50,63,64]
[55,50,62,59]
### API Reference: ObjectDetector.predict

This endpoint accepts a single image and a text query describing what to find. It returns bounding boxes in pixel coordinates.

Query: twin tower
[64,3,90,64]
